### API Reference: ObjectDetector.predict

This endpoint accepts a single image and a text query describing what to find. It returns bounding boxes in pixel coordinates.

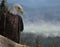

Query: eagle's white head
[9,3,24,15]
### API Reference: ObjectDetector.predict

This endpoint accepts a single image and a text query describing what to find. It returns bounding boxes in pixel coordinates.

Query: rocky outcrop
[0,35,29,47]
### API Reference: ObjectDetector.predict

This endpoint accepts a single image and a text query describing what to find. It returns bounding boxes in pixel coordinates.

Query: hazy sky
[7,0,60,8]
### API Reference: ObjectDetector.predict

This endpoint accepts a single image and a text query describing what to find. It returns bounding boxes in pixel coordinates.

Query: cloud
[23,20,60,37]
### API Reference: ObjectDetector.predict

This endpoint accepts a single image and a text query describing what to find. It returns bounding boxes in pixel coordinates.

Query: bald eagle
[0,3,24,43]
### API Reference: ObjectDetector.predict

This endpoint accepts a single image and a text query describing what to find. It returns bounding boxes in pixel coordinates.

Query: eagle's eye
[17,7,20,9]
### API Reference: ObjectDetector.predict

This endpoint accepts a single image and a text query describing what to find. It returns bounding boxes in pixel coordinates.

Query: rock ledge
[0,35,29,47]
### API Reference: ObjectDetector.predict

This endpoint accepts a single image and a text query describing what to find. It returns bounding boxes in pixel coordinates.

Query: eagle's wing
[18,15,24,31]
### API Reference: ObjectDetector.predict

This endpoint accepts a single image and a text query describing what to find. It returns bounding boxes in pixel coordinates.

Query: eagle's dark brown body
[0,12,24,43]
